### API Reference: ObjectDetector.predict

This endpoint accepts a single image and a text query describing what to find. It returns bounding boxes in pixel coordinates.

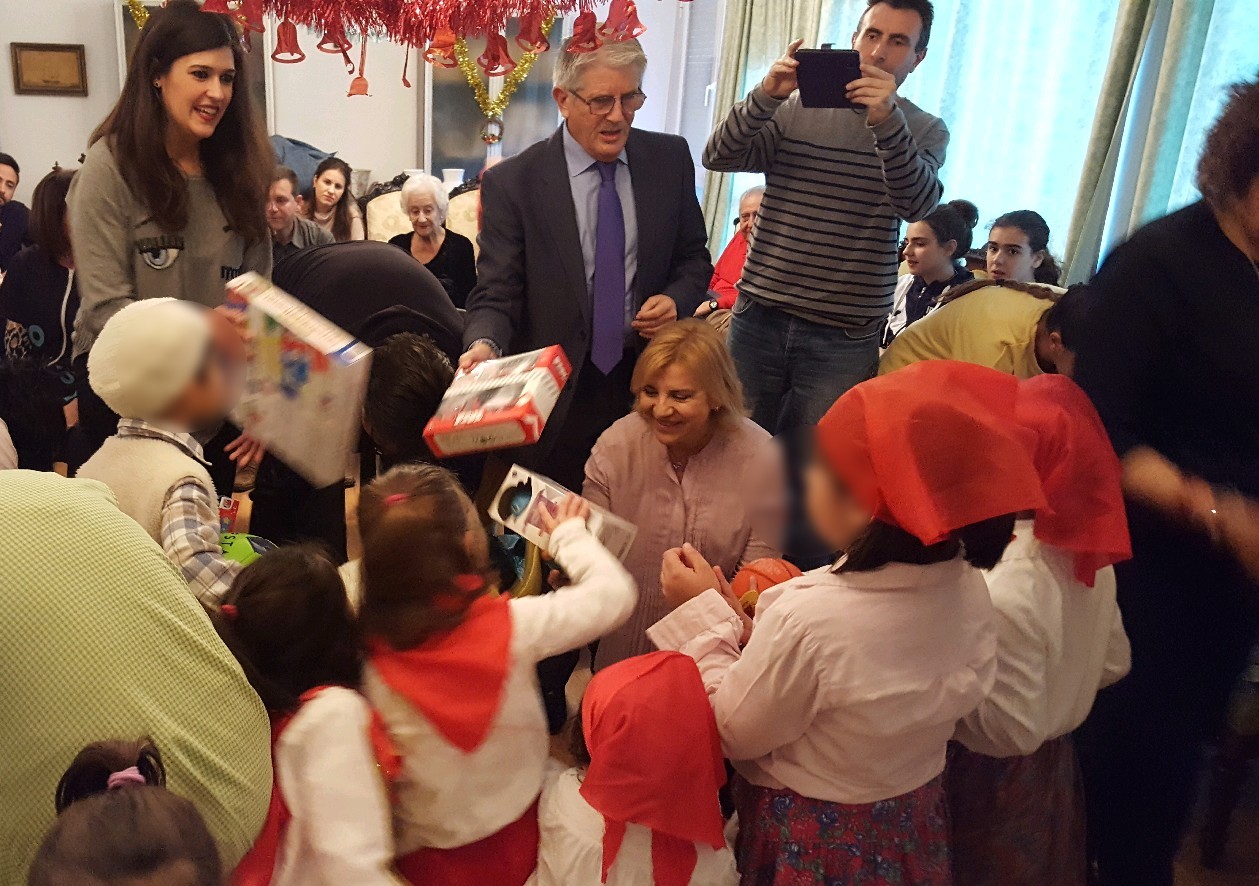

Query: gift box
[218,496,240,534]
[489,464,638,561]
[424,346,572,458]
[225,273,372,489]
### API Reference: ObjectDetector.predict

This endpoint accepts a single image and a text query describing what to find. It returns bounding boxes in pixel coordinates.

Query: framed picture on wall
[10,43,88,96]
[113,2,276,134]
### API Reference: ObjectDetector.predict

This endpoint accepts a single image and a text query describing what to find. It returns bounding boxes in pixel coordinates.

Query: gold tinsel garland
[453,17,555,120]
[128,0,150,28]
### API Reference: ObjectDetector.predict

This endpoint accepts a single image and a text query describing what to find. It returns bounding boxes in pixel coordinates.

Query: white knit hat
[88,298,212,420]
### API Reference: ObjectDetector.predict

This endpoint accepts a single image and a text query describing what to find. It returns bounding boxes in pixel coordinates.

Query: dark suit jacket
[464,126,712,464]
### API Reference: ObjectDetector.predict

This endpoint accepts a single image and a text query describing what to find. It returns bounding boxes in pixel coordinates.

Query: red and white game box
[423,346,572,458]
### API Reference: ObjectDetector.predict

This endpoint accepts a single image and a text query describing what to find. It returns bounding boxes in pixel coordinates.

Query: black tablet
[795,48,863,109]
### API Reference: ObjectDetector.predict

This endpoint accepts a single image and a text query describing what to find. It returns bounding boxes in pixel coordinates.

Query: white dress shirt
[364,519,637,852]
[648,557,996,804]
[271,687,402,886]
[528,763,738,886]
[952,520,1132,757]
[562,124,639,331]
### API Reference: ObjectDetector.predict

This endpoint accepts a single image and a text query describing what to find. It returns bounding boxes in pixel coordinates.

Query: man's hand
[694,301,715,318]
[632,295,678,339]
[846,64,898,126]
[225,431,265,468]
[661,543,718,609]
[458,342,496,372]
[762,39,804,100]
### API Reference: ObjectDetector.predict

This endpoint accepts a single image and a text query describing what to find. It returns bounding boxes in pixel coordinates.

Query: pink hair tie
[107,767,148,791]
[383,494,410,507]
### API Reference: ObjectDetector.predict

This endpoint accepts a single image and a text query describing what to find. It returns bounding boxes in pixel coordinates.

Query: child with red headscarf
[530,651,737,885]
[652,361,1047,886]
[947,374,1132,886]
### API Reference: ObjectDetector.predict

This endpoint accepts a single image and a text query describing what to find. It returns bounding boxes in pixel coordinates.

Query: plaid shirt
[116,419,240,607]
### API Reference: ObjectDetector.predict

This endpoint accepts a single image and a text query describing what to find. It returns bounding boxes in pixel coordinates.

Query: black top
[0,201,30,272]
[388,228,478,310]
[1074,200,1259,497]
[905,264,973,326]
[273,240,464,358]
[0,244,80,401]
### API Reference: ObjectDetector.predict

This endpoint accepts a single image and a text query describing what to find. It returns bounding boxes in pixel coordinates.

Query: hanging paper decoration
[316,23,355,73]
[516,11,551,53]
[348,39,370,96]
[477,33,517,77]
[455,17,555,142]
[423,27,459,69]
[127,0,150,28]
[599,0,646,41]
[567,10,603,53]
[271,19,305,62]
[402,45,412,88]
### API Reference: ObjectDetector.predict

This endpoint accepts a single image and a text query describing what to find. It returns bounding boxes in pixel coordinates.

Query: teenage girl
[654,360,1046,885]
[305,158,365,242]
[214,546,402,886]
[884,198,978,344]
[357,463,636,885]
[29,738,221,886]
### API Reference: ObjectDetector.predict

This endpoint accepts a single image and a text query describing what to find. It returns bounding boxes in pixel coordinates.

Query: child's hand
[540,495,592,534]
[225,431,266,467]
[713,566,754,645]
[661,543,718,609]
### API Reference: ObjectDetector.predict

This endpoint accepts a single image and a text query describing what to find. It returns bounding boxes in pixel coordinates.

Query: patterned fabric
[945,736,1086,886]
[116,419,241,606]
[731,776,951,886]
[0,470,271,883]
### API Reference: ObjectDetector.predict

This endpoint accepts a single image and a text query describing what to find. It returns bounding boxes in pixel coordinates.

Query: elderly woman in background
[389,173,477,309]
[584,319,784,668]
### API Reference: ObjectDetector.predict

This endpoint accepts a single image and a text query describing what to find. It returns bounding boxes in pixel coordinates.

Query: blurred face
[805,458,874,551]
[554,63,643,164]
[637,363,717,454]
[737,192,763,238]
[852,2,926,85]
[157,48,235,147]
[903,219,955,281]
[1034,316,1074,377]
[0,164,17,206]
[986,226,1043,284]
[407,189,441,237]
[314,169,346,212]
[266,178,301,238]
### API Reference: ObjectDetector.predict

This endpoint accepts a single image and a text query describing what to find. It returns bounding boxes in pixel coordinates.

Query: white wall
[628,1,685,135]
[0,0,119,202]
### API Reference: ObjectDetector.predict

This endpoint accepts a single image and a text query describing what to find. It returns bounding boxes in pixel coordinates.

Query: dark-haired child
[0,360,67,471]
[653,361,1047,885]
[29,738,222,886]
[357,463,636,885]
[215,547,402,886]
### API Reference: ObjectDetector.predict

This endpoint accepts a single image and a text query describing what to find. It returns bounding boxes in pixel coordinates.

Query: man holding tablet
[704,0,947,432]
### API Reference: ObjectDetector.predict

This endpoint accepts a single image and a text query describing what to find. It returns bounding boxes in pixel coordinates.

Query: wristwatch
[708,299,720,313]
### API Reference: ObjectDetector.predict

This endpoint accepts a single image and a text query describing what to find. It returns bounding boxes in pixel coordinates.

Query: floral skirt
[732,775,951,886]
[945,735,1086,886]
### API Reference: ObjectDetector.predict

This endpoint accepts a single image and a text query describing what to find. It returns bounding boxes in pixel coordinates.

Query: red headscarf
[580,652,727,886]
[816,361,1046,545]
[1013,375,1131,585]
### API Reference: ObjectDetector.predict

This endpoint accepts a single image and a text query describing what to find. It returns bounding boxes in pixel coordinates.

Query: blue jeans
[728,296,880,434]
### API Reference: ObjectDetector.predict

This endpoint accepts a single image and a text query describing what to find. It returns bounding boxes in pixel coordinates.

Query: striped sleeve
[869,105,948,222]
[703,86,789,174]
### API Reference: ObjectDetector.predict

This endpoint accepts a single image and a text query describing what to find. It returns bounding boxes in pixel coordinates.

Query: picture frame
[10,43,88,96]
[114,1,276,134]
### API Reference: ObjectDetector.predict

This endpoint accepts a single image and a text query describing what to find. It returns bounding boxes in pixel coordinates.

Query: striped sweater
[705,85,948,331]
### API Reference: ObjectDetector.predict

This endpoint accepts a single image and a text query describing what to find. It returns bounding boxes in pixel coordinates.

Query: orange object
[731,557,803,600]
[271,20,305,64]
[423,26,459,68]
[347,39,370,97]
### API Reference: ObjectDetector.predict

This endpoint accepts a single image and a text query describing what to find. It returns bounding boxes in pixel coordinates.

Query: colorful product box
[225,273,372,489]
[424,346,572,458]
[489,464,638,561]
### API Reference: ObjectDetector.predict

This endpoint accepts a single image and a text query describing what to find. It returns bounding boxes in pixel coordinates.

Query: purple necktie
[592,160,626,374]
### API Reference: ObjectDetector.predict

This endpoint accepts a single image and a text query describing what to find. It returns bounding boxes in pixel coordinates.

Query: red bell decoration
[516,10,551,52]
[200,0,232,14]
[271,19,305,63]
[423,27,459,68]
[348,39,370,97]
[567,10,603,53]
[599,0,647,41]
[477,32,516,77]
[317,24,355,73]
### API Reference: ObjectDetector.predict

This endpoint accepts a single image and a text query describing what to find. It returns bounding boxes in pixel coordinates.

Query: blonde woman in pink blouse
[584,319,785,668]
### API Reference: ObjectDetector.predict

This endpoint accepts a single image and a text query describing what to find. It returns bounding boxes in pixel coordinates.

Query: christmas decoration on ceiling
[455,16,556,144]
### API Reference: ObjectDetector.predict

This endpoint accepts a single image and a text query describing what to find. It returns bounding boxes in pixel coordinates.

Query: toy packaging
[424,346,572,458]
[225,273,373,489]
[489,464,638,561]
[218,496,240,534]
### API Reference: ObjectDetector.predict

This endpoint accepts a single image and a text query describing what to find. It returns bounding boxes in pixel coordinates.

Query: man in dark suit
[461,35,712,495]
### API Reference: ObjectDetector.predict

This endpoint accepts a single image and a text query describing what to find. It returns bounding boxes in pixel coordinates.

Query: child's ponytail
[54,739,165,813]
[954,513,1018,570]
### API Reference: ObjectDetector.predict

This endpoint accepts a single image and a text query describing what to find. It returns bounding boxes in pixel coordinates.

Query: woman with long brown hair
[67,0,272,481]
[305,157,365,242]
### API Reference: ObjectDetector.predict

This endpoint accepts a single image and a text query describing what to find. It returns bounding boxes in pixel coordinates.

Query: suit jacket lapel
[626,129,661,305]
[539,127,591,322]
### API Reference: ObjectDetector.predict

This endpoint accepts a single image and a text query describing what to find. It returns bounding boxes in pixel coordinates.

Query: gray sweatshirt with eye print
[67,139,271,358]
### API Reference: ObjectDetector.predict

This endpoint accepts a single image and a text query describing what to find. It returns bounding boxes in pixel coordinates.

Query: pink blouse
[583,412,785,668]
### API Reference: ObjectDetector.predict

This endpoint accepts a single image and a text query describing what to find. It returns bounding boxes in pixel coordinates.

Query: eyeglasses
[568,89,647,116]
